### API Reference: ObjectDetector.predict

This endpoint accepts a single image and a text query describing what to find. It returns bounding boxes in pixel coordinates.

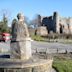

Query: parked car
[0,33,11,42]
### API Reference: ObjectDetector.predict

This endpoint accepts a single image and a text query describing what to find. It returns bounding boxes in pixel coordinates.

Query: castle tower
[53,12,60,33]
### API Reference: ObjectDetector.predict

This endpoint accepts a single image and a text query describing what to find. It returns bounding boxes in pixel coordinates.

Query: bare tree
[0,9,11,21]
[30,14,42,28]
[0,9,11,33]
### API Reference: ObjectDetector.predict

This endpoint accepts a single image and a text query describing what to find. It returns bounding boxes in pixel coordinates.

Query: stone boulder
[35,26,48,36]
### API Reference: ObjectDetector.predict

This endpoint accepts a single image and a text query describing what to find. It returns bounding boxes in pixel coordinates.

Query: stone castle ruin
[38,12,72,34]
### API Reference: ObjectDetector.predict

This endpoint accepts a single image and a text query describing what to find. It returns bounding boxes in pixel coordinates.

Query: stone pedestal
[11,37,32,60]
[0,58,53,72]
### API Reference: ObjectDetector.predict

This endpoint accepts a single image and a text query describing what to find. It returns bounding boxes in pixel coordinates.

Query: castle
[38,12,72,34]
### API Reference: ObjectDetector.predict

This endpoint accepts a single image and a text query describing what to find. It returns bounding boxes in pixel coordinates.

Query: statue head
[17,13,24,21]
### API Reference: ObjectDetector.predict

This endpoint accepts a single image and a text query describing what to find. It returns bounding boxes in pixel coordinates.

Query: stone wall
[0,59,53,72]
[3,63,52,72]
[42,16,53,33]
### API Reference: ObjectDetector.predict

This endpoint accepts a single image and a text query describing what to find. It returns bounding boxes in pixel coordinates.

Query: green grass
[31,35,72,43]
[31,35,45,41]
[53,55,72,72]
[31,35,58,42]
[60,40,72,44]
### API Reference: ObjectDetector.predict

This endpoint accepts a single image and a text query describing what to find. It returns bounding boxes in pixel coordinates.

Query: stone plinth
[11,37,32,60]
[0,58,53,72]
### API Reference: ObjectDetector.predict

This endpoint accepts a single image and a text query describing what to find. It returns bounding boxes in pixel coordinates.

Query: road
[0,42,10,53]
[0,41,72,54]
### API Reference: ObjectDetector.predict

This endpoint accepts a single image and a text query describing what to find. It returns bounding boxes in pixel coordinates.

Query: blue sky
[0,0,72,26]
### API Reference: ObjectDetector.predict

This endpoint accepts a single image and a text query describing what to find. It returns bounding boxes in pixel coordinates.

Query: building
[39,12,72,34]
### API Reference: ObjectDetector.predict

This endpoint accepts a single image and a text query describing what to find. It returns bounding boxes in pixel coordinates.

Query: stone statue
[11,13,29,41]
[11,13,31,60]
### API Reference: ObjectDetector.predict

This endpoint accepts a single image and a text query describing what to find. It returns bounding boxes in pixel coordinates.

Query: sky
[0,0,72,26]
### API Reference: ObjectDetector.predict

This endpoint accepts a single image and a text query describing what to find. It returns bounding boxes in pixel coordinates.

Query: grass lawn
[31,35,45,41]
[53,54,72,72]
[58,39,72,44]
[31,35,72,44]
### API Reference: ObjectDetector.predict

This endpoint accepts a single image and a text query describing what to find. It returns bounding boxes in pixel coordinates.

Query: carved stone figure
[11,13,31,60]
[11,13,29,41]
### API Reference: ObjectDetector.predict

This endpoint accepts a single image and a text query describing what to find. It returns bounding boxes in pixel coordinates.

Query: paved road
[0,42,10,53]
[0,41,72,54]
